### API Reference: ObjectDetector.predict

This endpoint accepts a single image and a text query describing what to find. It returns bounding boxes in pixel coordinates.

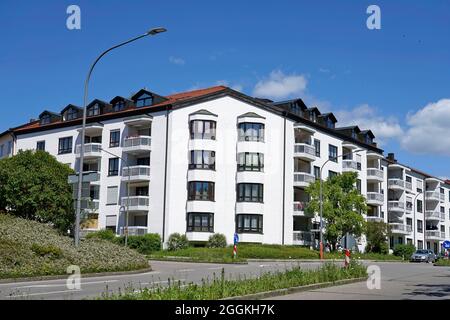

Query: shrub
[85,229,116,241]
[365,221,389,254]
[393,244,415,258]
[167,233,189,251]
[114,233,162,254]
[207,233,227,248]
[31,243,63,259]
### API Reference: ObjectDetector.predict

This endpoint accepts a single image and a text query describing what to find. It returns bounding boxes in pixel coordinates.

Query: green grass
[101,261,367,300]
[149,244,402,262]
[0,214,149,279]
[434,259,450,266]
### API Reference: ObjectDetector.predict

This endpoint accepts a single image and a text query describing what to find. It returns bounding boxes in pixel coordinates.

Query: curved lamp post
[319,148,362,259]
[75,28,167,246]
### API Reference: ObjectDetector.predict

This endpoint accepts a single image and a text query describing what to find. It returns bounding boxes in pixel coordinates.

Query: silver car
[410,249,436,263]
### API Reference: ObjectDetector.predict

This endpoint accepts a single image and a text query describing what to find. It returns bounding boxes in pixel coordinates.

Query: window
[238,123,264,142]
[136,186,149,196]
[110,130,120,148]
[314,139,320,157]
[406,176,412,183]
[328,170,338,179]
[58,137,72,154]
[237,153,264,172]
[113,101,126,112]
[407,238,412,245]
[187,213,214,232]
[189,150,215,170]
[417,220,423,233]
[136,93,153,107]
[36,141,45,151]
[325,118,335,129]
[328,144,338,162]
[108,158,119,176]
[356,179,361,194]
[406,218,412,227]
[309,111,317,123]
[106,186,118,205]
[40,114,51,125]
[440,206,445,213]
[365,135,373,144]
[236,214,263,234]
[190,120,217,140]
[7,141,11,155]
[418,240,423,250]
[314,166,320,180]
[417,199,423,213]
[237,183,264,202]
[65,108,78,121]
[87,104,100,116]
[188,181,215,201]
[416,179,423,193]
[0,145,3,157]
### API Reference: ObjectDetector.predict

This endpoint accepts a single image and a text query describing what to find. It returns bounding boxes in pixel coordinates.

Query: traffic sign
[442,240,450,249]
[234,233,239,245]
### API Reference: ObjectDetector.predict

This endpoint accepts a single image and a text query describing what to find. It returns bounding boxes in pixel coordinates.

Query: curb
[0,267,153,284]
[220,277,368,300]
[148,257,248,265]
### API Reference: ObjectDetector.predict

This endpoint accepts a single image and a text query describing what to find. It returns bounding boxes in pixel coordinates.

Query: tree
[365,221,390,254]
[305,172,367,250]
[0,150,75,233]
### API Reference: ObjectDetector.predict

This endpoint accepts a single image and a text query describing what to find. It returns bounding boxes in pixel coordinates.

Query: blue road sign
[442,240,450,249]
[234,233,239,245]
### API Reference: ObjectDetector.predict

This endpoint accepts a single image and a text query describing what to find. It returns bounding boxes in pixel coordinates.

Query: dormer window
[113,101,126,112]
[309,112,317,123]
[365,135,373,144]
[291,103,300,114]
[40,114,51,125]
[87,103,100,116]
[65,108,78,121]
[136,93,153,108]
[326,118,335,129]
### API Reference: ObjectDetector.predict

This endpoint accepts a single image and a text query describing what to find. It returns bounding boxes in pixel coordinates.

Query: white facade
[3,87,449,252]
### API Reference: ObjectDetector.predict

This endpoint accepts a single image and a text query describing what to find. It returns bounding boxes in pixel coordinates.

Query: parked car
[410,249,436,263]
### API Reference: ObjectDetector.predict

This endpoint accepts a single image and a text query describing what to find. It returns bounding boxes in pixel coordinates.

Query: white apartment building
[1,85,449,252]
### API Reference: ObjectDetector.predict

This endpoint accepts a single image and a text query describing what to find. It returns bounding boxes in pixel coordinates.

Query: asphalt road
[269,262,450,300]
[0,260,326,300]
[1,260,449,300]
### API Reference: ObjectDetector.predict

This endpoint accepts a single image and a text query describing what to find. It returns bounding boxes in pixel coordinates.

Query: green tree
[0,150,75,233]
[305,172,367,250]
[365,221,390,254]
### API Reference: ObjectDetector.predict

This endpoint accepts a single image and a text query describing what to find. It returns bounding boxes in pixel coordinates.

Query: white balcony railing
[425,211,442,221]
[425,191,444,201]
[425,230,445,240]
[405,181,412,190]
[293,201,308,213]
[119,226,148,236]
[293,143,316,159]
[388,201,405,211]
[367,168,383,180]
[123,136,152,152]
[293,173,315,186]
[389,223,412,233]
[342,159,358,171]
[366,216,384,222]
[121,196,149,210]
[367,192,383,203]
[388,178,405,189]
[122,166,151,181]
[75,143,102,157]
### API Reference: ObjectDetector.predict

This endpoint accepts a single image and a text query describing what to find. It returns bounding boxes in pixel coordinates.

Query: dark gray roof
[237,112,265,119]
[189,109,218,117]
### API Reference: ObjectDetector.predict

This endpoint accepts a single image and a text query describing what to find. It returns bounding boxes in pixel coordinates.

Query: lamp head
[147,27,167,35]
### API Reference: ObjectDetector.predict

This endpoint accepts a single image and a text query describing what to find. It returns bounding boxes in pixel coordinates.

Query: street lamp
[412,190,423,246]
[74,27,167,246]
[319,148,363,259]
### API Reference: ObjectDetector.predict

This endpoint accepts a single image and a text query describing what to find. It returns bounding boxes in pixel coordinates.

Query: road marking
[207,267,224,270]
[178,269,194,272]
[5,289,82,298]
[15,280,118,289]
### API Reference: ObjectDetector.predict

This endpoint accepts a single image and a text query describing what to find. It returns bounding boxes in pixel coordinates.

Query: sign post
[233,233,239,259]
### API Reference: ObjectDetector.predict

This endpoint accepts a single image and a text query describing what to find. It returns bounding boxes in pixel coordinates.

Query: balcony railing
[425,191,444,201]
[75,143,102,157]
[425,230,445,239]
[389,223,412,233]
[293,143,316,160]
[121,196,149,210]
[293,173,315,186]
[366,216,384,222]
[367,192,383,203]
[122,166,151,181]
[367,168,383,180]
[388,178,405,189]
[342,160,358,171]
[293,201,308,213]
[388,201,405,211]
[119,226,148,236]
[293,231,314,245]
[123,136,152,152]
[425,211,445,221]
[405,181,412,190]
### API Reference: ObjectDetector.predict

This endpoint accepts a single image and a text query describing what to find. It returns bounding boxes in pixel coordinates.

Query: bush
[207,233,227,248]
[31,243,63,259]
[365,221,389,254]
[85,229,116,241]
[167,233,189,251]
[114,233,162,254]
[0,150,75,233]
[393,244,415,258]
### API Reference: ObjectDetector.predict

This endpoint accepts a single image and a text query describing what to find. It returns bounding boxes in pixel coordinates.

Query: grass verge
[0,214,149,279]
[101,261,367,300]
[434,259,450,266]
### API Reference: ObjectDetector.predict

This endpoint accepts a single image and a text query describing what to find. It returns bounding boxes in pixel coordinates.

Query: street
[0,260,449,300]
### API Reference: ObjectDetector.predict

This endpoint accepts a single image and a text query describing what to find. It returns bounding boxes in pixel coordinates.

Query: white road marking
[207,267,224,270]
[15,280,118,289]
[178,269,194,272]
[5,289,82,298]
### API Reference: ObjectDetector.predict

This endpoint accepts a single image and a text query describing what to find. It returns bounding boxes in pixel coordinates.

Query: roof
[336,125,361,133]
[39,110,60,118]
[319,112,337,123]
[189,109,218,117]
[61,104,82,114]
[237,112,265,119]
[110,96,133,104]
[360,130,375,139]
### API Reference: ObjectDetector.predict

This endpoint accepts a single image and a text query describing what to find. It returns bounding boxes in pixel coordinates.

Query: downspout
[162,105,172,245]
[282,113,287,245]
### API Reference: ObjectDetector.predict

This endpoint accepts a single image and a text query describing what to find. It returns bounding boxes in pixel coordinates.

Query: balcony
[292,231,314,246]
[425,191,444,202]
[342,159,358,172]
[119,226,148,236]
[121,196,149,211]
[293,143,316,161]
[122,136,152,154]
[78,199,99,215]
[366,192,384,206]
[293,201,308,215]
[366,215,384,223]
[366,168,383,182]
[425,230,445,241]
[405,181,412,190]
[121,166,151,183]
[389,223,412,234]
[388,178,405,190]
[388,201,405,213]
[293,172,315,188]
[75,143,102,159]
[425,211,445,222]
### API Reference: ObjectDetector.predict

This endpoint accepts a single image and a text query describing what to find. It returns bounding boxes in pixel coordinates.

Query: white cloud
[335,104,403,146]
[319,68,330,73]
[169,56,185,66]
[400,99,450,155]
[253,70,307,99]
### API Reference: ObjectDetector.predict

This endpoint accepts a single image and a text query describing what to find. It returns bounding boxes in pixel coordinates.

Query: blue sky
[1,0,449,177]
